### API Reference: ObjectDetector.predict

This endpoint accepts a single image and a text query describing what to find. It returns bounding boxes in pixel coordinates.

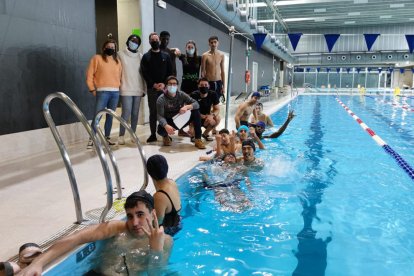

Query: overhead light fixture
[344,21,356,24]
[348,12,361,16]
[390,4,404,8]
[380,15,392,19]
[315,18,325,22]
[314,8,326,13]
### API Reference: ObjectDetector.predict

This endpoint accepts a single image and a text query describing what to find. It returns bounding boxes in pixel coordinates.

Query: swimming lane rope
[365,95,414,112]
[335,97,414,181]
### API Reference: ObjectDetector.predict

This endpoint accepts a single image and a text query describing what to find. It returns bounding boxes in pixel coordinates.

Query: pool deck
[0,92,292,261]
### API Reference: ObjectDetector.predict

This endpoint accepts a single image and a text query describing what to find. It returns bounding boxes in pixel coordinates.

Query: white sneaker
[118,136,125,145]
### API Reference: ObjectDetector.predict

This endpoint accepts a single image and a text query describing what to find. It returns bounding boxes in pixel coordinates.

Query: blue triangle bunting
[306,67,311,72]
[346,68,351,74]
[324,34,340,52]
[253,33,268,51]
[336,68,341,73]
[363,34,380,51]
[400,68,405,74]
[356,68,361,74]
[367,68,372,72]
[287,33,303,51]
[316,67,321,73]
[405,35,414,53]
[411,68,414,73]
[326,68,331,73]
[378,68,382,73]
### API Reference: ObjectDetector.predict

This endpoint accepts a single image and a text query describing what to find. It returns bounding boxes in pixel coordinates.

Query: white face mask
[167,85,177,95]
[128,41,139,51]
[186,48,195,55]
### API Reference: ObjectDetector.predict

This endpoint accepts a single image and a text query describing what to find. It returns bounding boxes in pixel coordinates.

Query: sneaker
[146,134,157,143]
[194,138,206,149]
[202,134,214,141]
[163,136,172,146]
[118,136,125,145]
[105,136,116,146]
[178,129,191,137]
[86,138,93,149]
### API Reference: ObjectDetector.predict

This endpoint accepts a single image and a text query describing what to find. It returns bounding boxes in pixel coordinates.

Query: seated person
[234,92,260,129]
[18,191,172,276]
[249,103,273,127]
[253,110,295,139]
[156,76,206,149]
[146,154,182,236]
[199,128,236,161]
[190,78,221,141]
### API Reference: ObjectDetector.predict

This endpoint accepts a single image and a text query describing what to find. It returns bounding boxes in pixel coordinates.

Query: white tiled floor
[0,93,291,260]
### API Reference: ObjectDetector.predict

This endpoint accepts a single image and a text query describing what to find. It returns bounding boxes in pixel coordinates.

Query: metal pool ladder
[43,92,148,224]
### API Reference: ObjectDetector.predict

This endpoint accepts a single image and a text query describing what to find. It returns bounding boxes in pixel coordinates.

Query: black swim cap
[146,154,169,180]
[242,139,256,152]
[125,190,154,209]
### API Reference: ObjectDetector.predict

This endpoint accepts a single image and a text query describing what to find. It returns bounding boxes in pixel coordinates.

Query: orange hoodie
[86,54,122,91]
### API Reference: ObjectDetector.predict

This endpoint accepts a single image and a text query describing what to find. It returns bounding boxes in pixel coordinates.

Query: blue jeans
[92,91,119,137]
[119,95,142,136]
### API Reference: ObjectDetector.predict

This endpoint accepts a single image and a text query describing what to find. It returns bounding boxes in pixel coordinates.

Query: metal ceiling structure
[254,0,414,32]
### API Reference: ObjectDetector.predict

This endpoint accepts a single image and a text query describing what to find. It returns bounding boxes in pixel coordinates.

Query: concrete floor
[0,92,292,260]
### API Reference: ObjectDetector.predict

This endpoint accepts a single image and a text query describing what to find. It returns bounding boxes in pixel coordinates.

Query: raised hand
[142,210,165,252]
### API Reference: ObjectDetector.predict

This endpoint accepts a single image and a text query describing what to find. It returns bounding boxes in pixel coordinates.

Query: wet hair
[160,31,170,37]
[101,39,119,64]
[19,243,40,253]
[148,32,159,40]
[146,154,169,180]
[218,128,230,135]
[165,75,179,85]
[197,77,209,84]
[208,36,219,42]
[256,102,263,109]
[124,190,154,211]
[222,152,236,161]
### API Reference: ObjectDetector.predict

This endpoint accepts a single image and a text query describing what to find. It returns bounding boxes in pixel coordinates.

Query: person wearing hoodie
[117,34,146,145]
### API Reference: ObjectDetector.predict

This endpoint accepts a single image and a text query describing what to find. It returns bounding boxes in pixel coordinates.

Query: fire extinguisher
[245,70,251,84]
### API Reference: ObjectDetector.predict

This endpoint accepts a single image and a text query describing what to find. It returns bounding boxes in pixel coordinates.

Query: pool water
[168,95,414,275]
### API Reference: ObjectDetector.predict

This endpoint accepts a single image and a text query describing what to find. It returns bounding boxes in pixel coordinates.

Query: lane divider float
[365,95,414,112]
[335,97,414,180]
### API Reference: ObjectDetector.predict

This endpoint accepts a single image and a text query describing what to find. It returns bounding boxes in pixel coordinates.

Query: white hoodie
[118,48,146,96]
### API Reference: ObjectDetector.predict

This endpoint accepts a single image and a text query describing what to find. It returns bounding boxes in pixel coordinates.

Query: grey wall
[154,0,275,95]
[0,0,96,135]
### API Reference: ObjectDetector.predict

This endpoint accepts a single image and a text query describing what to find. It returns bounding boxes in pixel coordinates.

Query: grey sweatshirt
[156,91,200,127]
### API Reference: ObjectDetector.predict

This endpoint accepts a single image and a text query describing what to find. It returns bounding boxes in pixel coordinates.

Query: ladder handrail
[91,108,150,222]
[43,92,113,224]
[94,109,149,196]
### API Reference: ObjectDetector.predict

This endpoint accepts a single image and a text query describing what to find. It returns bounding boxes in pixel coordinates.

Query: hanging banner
[400,68,405,74]
[336,68,341,73]
[346,68,351,74]
[287,33,303,51]
[356,68,361,74]
[363,34,380,51]
[316,67,321,73]
[324,34,340,52]
[253,33,268,51]
[405,35,414,53]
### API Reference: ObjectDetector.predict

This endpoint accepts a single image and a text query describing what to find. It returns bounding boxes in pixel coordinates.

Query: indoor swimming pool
[44,94,414,275]
[168,94,414,275]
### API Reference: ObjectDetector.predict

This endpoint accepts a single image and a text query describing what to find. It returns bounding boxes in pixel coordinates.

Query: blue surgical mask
[167,85,177,95]
[128,41,139,51]
[186,48,195,56]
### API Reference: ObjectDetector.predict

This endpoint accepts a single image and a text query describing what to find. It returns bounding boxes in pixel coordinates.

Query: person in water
[18,191,172,276]
[146,154,182,236]
[252,110,295,139]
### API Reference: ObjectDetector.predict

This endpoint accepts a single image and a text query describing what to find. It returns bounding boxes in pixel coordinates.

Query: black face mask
[104,48,115,56]
[199,87,208,94]
[150,41,160,50]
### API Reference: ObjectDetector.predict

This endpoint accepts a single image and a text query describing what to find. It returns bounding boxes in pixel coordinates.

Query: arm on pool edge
[17,221,127,276]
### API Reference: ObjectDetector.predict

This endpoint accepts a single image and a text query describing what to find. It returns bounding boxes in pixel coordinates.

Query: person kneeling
[156,76,206,149]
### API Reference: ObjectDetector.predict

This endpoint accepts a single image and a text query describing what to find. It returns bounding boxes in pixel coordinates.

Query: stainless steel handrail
[94,109,149,195]
[43,92,113,224]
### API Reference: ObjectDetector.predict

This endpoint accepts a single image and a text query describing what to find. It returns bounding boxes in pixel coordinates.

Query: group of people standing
[85,31,226,150]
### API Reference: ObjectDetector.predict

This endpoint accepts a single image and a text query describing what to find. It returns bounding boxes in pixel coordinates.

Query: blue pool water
[168,95,414,275]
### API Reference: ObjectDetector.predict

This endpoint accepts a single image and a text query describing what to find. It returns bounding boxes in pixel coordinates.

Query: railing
[43,92,113,224]
[43,93,149,224]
